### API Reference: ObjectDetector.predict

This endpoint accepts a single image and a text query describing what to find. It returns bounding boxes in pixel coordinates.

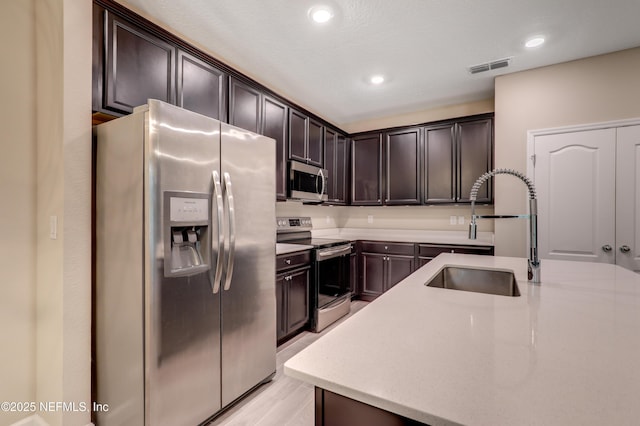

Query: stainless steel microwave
[288,161,328,203]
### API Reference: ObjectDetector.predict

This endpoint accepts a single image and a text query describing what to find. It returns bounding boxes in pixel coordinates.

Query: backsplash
[276,201,495,232]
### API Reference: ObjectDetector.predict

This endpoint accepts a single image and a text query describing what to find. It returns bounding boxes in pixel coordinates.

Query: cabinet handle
[602,245,612,252]
[285,275,292,281]
[285,259,291,264]
[620,245,631,253]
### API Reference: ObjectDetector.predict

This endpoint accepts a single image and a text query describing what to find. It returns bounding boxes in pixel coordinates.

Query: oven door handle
[316,244,352,260]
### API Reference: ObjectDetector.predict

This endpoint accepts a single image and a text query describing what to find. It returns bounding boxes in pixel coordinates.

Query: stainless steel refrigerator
[95,100,276,425]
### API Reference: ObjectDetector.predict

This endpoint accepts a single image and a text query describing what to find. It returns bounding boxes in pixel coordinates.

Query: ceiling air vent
[468,57,512,74]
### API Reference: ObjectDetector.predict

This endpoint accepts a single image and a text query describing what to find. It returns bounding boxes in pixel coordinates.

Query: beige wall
[277,202,494,233]
[0,1,37,424]
[35,0,93,424]
[1,1,92,425]
[342,98,494,134]
[494,47,640,257]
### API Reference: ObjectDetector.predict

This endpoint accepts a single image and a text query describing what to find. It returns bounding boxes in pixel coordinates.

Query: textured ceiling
[119,0,640,128]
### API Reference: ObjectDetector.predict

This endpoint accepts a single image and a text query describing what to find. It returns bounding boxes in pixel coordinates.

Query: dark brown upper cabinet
[308,118,324,167]
[457,118,493,203]
[384,128,421,205]
[351,133,383,205]
[262,95,288,201]
[324,129,349,205]
[176,50,226,121]
[424,117,493,204]
[288,108,323,167]
[102,11,176,114]
[424,123,456,203]
[228,77,262,133]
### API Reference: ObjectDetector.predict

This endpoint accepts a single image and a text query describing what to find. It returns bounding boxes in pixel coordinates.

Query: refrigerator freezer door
[146,100,222,425]
[220,123,277,407]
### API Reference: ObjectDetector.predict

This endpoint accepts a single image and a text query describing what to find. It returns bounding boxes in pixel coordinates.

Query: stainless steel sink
[426,266,520,297]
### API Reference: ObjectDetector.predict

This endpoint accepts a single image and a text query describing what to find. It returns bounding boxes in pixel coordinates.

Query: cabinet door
[229,77,262,133]
[104,11,176,114]
[349,252,358,297]
[177,50,226,120]
[360,253,386,299]
[457,119,493,202]
[287,268,310,333]
[308,118,324,167]
[335,134,349,204]
[351,134,383,205]
[262,96,288,201]
[424,124,455,203]
[275,274,287,341]
[385,128,421,205]
[289,109,308,162]
[324,128,337,201]
[385,255,415,291]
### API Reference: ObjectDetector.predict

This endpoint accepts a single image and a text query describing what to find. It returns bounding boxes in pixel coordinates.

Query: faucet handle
[468,221,477,239]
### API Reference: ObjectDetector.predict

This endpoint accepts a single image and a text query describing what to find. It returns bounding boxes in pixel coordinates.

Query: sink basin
[426,266,520,297]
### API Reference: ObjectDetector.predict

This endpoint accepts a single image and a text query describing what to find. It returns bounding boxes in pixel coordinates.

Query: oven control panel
[276,216,312,233]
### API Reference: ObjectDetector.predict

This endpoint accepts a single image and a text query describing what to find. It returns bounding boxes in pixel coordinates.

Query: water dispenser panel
[164,192,211,278]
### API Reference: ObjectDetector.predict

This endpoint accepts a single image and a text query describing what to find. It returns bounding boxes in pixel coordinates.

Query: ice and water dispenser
[164,192,211,277]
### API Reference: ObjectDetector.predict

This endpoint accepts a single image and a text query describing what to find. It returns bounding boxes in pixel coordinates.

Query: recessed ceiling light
[525,36,545,48]
[370,75,385,85]
[308,6,333,24]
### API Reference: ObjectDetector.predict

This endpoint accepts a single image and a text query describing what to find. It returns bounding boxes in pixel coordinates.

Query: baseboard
[10,415,49,426]
[9,414,94,426]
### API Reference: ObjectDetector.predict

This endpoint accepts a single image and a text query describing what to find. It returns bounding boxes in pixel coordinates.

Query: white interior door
[533,128,616,264]
[616,125,640,272]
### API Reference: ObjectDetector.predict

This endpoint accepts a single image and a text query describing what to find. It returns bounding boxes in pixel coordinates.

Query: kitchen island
[284,254,640,425]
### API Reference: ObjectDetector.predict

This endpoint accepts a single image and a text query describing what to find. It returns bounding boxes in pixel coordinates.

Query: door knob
[602,245,612,252]
[620,245,631,253]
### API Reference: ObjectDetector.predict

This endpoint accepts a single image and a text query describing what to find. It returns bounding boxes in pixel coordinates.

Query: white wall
[0,1,37,425]
[494,47,640,257]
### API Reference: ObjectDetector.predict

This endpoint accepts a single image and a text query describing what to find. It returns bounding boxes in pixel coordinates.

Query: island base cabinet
[315,388,426,426]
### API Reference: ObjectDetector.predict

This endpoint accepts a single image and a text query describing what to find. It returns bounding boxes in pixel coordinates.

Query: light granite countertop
[285,254,640,425]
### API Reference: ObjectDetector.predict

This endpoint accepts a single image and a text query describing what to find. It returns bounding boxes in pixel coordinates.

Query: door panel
[220,123,276,407]
[534,129,616,263]
[616,125,640,273]
[361,253,385,297]
[146,100,221,425]
[385,256,414,290]
[424,125,455,202]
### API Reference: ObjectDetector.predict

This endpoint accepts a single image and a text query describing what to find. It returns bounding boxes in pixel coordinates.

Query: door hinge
[530,154,536,167]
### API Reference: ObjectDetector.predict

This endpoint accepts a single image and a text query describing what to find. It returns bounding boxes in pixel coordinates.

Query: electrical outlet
[457,216,465,225]
[449,215,457,225]
[367,214,374,224]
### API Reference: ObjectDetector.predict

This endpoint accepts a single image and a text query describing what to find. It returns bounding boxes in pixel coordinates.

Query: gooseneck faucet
[468,169,541,283]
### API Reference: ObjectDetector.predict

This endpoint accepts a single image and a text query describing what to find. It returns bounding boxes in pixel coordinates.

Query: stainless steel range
[277,217,352,332]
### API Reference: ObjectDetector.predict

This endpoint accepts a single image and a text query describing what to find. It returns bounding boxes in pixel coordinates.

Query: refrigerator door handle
[211,170,225,293]
[222,172,237,291]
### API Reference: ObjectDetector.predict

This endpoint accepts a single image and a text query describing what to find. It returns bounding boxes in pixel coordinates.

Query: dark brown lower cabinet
[315,388,426,426]
[359,242,415,301]
[416,244,494,268]
[276,266,310,343]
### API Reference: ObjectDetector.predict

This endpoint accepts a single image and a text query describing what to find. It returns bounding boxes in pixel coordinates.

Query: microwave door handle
[210,171,224,294]
[318,169,326,199]
[222,172,236,291]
